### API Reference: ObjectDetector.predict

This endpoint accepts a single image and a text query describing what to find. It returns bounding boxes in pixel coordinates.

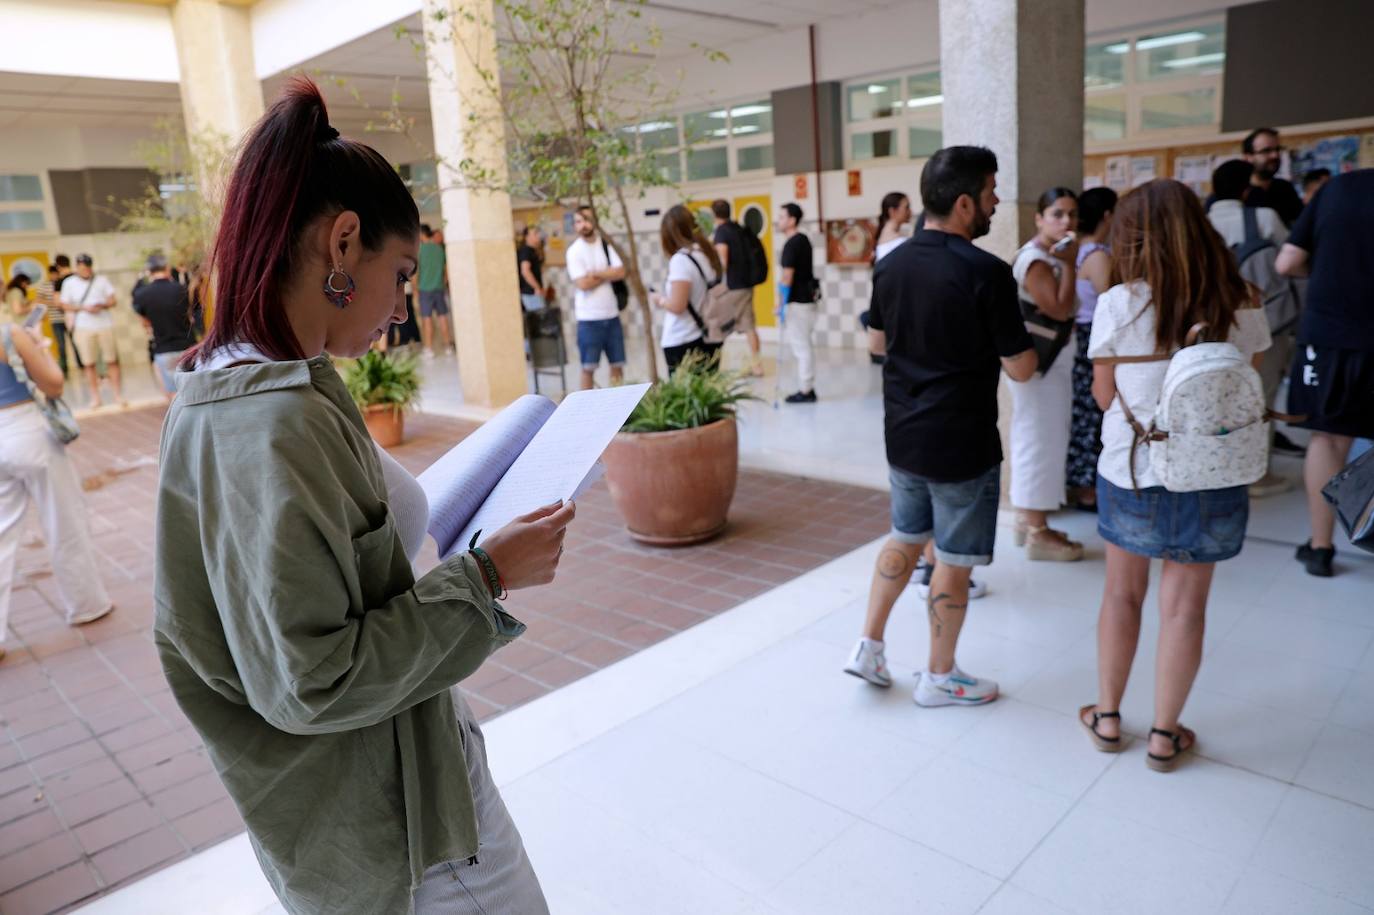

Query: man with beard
[565,206,627,390]
[842,146,1036,707]
[1240,127,1304,227]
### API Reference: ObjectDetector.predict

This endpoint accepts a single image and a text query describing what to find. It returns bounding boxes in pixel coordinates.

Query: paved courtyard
[0,406,889,914]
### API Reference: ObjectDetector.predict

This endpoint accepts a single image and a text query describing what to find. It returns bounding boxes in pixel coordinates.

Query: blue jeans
[576,318,625,369]
[1097,476,1248,564]
[888,463,1000,567]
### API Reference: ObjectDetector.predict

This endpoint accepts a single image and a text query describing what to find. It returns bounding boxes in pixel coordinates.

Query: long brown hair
[659,205,723,276]
[1109,179,1250,351]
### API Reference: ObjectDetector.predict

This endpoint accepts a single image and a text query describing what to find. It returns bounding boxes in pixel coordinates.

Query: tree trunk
[612,183,659,383]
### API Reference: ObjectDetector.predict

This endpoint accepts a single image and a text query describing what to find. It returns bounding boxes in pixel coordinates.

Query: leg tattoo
[878,548,912,581]
[927,592,967,639]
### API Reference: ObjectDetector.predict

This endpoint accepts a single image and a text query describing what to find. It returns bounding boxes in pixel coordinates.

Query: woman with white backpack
[1079,179,1271,773]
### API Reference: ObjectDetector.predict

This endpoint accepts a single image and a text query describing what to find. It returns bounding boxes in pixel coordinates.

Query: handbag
[1,324,81,444]
[1322,447,1374,554]
[1017,244,1073,373]
[600,238,630,312]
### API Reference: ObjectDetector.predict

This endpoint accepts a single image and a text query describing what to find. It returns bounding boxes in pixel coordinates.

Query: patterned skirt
[1066,323,1103,489]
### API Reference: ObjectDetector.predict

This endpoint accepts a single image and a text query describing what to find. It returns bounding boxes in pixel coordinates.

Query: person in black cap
[132,253,199,401]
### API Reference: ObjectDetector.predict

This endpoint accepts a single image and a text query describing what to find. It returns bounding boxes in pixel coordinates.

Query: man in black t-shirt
[1278,169,1374,577]
[1241,128,1304,227]
[516,225,550,312]
[777,202,818,403]
[711,200,763,376]
[842,146,1035,708]
[132,253,198,401]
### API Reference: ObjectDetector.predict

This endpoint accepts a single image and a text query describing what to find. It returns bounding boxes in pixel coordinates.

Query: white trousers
[784,302,817,393]
[0,405,111,642]
[1007,333,1075,511]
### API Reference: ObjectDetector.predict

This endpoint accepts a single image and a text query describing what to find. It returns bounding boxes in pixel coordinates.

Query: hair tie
[320,125,339,142]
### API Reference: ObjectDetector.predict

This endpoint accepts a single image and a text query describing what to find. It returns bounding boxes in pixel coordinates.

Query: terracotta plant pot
[362,405,405,448]
[602,417,739,546]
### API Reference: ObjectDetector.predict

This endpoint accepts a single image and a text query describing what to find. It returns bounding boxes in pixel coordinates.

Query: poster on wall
[1105,156,1130,190]
[1291,135,1361,179]
[1174,154,1213,196]
[1360,134,1374,169]
[1130,156,1158,187]
[824,218,877,266]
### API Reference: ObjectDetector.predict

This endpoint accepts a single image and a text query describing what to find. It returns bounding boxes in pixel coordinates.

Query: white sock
[861,638,885,652]
[927,667,953,683]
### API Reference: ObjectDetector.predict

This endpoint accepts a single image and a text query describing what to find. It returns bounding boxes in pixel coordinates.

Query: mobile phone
[23,307,46,329]
[1051,234,1075,253]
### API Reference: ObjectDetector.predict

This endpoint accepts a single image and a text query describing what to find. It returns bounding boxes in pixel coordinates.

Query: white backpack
[1113,327,1270,493]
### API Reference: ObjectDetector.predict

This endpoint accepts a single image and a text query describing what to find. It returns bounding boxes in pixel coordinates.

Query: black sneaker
[784,390,818,404]
[1296,541,1335,577]
[1273,431,1307,457]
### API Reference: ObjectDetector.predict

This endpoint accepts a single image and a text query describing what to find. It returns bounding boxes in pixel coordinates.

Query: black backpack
[1231,207,1300,333]
[739,224,769,287]
[601,237,630,311]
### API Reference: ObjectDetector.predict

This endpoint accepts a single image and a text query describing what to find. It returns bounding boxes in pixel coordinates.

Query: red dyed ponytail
[190,76,419,365]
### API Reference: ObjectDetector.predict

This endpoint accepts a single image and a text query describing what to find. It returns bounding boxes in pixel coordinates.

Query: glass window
[0,210,45,232]
[685,146,728,181]
[653,151,682,183]
[1084,40,1126,88]
[906,71,942,109]
[1139,87,1217,131]
[729,101,772,137]
[851,130,896,161]
[847,79,901,121]
[638,120,680,152]
[1085,93,1127,141]
[736,145,774,172]
[684,109,729,142]
[1136,23,1224,81]
[908,126,942,159]
[0,175,42,202]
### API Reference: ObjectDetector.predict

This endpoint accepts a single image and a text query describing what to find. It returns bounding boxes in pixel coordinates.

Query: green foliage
[340,350,422,414]
[622,350,757,433]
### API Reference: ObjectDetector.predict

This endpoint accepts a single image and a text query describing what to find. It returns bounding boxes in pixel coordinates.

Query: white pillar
[939,0,1084,259]
[423,0,527,408]
[170,0,264,142]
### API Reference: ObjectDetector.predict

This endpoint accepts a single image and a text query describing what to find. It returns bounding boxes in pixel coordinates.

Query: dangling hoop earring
[324,265,355,309]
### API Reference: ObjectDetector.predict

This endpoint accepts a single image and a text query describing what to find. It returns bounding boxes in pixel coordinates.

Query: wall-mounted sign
[847,170,862,196]
[793,174,808,199]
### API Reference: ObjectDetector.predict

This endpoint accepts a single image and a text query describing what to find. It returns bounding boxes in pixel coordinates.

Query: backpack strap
[682,251,710,336]
[1097,350,1172,491]
[1242,205,1259,246]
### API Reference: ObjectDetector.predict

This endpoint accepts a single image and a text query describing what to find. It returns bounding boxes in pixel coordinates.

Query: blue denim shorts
[1097,476,1248,563]
[888,463,1000,567]
[577,317,626,369]
[418,289,449,317]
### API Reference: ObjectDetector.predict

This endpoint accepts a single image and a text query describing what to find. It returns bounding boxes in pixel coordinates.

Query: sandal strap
[1085,707,1122,742]
[1093,710,1121,722]
[1148,726,1188,759]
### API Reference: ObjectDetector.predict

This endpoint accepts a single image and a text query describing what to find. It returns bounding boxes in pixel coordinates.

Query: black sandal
[1078,704,1124,753]
[1146,726,1195,772]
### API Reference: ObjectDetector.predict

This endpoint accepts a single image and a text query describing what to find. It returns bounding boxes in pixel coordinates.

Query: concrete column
[939,0,1084,260]
[423,0,527,408]
[170,0,264,142]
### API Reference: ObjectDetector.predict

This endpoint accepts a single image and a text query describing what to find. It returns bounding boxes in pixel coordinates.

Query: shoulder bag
[1017,246,1073,374]
[1,324,80,444]
[600,238,630,312]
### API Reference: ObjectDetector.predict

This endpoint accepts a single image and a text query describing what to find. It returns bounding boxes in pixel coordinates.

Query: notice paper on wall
[1174,154,1212,195]
[1083,175,1105,190]
[1105,156,1130,190]
[418,384,650,558]
[1130,156,1158,187]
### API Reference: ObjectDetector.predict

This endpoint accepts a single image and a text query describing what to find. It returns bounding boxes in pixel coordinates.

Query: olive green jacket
[153,357,525,914]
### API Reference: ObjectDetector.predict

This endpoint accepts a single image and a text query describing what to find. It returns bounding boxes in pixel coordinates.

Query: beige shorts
[73,327,118,365]
[720,286,755,333]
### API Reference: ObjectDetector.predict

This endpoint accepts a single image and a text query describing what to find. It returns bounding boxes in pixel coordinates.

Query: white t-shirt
[1207,200,1288,249]
[661,246,716,348]
[874,235,907,263]
[565,236,623,322]
[61,274,117,332]
[1088,281,1271,490]
[1011,240,1066,304]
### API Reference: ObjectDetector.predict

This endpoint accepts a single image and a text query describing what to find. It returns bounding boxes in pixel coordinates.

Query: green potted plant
[340,350,421,448]
[602,351,756,545]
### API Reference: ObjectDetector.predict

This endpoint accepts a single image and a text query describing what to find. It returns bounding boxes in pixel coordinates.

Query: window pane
[653,151,682,183]
[0,210,45,231]
[907,126,942,159]
[1136,23,1224,81]
[1084,92,1127,141]
[638,120,680,151]
[686,146,729,181]
[684,109,729,142]
[736,145,774,172]
[906,71,941,109]
[851,130,896,161]
[1140,87,1217,131]
[847,79,901,121]
[0,175,42,202]
[1084,40,1125,88]
[729,101,772,137]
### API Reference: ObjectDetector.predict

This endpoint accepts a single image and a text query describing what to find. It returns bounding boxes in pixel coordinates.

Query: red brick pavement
[0,407,890,913]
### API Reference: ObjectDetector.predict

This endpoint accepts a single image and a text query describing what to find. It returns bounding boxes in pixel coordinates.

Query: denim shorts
[520,293,546,313]
[418,289,449,317]
[888,463,1000,567]
[577,317,626,369]
[1097,476,1248,563]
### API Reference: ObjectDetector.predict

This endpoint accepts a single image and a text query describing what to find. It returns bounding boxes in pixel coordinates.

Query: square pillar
[939,0,1084,260]
[171,0,264,141]
[423,0,527,408]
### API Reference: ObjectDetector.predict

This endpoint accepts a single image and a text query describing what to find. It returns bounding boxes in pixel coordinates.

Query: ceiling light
[1135,31,1207,51]
[1161,52,1225,69]
[906,94,943,108]
[730,104,770,117]
[867,84,892,94]
[732,125,760,135]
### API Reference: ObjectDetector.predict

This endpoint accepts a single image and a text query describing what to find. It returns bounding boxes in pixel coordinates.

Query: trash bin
[524,306,567,395]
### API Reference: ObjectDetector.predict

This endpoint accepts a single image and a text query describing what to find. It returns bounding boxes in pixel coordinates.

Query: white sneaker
[67,604,114,627]
[843,639,892,688]
[911,562,988,600]
[913,666,998,707]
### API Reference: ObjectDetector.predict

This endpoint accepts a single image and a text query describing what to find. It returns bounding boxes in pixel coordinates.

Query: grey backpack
[1232,207,1300,333]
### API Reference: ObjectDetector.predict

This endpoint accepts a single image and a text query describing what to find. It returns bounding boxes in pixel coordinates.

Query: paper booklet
[418,383,651,559]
